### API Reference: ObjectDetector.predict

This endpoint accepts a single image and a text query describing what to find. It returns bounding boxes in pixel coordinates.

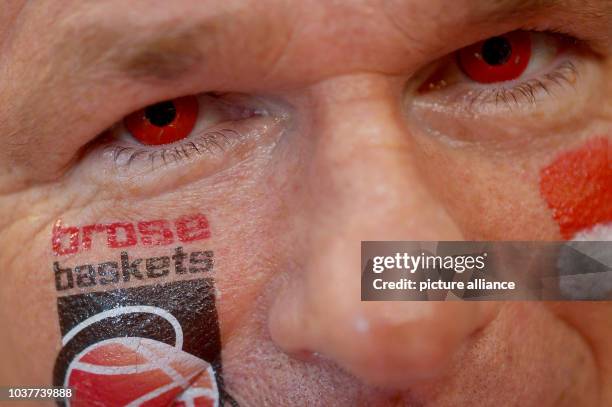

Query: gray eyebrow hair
[58,11,221,83]
[467,0,586,24]
[497,0,611,21]
[115,24,213,81]
[68,0,608,82]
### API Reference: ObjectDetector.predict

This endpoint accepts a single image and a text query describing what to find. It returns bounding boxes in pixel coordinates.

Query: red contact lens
[458,32,532,83]
[124,95,199,145]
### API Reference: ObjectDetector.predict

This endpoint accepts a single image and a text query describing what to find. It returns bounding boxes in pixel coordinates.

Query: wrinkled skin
[0,1,610,406]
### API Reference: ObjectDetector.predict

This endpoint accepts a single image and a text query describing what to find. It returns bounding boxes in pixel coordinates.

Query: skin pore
[0,0,611,406]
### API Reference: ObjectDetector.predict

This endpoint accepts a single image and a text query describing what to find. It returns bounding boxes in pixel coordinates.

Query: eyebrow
[484,0,611,46]
[117,24,218,82]
[71,0,609,82]
[63,16,218,83]
[383,0,610,60]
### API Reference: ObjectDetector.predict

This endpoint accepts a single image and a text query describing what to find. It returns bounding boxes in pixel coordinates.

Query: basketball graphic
[65,337,218,407]
[53,279,238,406]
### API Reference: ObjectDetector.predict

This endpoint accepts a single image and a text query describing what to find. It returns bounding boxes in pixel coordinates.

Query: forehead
[17,0,539,87]
[5,0,602,94]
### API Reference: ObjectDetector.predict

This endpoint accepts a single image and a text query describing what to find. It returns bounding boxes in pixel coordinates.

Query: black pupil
[145,101,176,127]
[481,36,512,66]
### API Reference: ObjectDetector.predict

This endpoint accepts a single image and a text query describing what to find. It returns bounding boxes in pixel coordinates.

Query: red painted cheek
[539,137,612,239]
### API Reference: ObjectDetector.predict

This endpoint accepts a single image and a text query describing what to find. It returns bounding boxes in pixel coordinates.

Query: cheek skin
[539,137,612,239]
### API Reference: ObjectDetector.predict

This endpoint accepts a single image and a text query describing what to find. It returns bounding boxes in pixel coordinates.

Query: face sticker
[52,214,211,256]
[540,137,612,239]
[53,247,214,291]
[53,279,239,406]
[50,213,238,406]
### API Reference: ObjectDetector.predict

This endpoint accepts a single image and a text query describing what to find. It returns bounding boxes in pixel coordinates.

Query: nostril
[336,322,458,386]
[304,302,502,389]
[270,287,500,389]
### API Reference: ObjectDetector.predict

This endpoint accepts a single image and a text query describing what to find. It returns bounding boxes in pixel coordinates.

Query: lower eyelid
[111,93,266,149]
[105,126,245,169]
[79,114,285,199]
[412,56,581,116]
[72,93,290,200]
[464,59,579,108]
[413,31,588,113]
[404,53,605,147]
[98,92,276,167]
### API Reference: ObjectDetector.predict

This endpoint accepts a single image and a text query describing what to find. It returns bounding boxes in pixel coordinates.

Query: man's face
[0,0,610,406]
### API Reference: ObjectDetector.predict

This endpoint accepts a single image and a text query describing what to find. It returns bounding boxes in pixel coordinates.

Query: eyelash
[464,59,578,108]
[416,31,584,112]
[105,128,241,168]
[101,94,267,169]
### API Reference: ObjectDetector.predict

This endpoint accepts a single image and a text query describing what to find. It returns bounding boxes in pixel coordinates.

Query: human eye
[408,30,601,145]
[81,92,287,192]
[101,93,279,168]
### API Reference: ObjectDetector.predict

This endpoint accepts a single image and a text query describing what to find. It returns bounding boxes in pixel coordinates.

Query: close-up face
[0,0,610,406]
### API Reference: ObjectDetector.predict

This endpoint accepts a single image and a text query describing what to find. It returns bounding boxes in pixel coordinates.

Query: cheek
[539,137,612,239]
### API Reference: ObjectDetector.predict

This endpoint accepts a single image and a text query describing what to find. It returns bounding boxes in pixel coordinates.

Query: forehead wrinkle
[116,25,212,81]
[54,4,232,84]
[383,0,611,62]
[85,22,217,83]
[481,0,610,23]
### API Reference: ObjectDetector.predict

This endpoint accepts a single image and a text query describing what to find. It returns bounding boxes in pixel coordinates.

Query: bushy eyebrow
[65,0,610,83]
[483,0,611,48]
[108,0,609,81]
[387,0,609,48]
[58,14,220,83]
[117,28,207,81]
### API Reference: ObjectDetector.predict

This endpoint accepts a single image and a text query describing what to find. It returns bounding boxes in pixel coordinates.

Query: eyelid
[112,93,261,145]
[80,112,284,199]
[403,30,604,148]
[413,59,581,120]
[98,92,273,169]
[101,111,282,176]
[413,31,582,114]
[107,128,243,168]
[419,33,564,91]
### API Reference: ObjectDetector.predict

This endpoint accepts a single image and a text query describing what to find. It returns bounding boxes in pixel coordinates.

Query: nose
[268,75,500,388]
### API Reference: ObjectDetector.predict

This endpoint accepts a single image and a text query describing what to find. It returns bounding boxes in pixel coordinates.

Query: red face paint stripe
[540,137,612,239]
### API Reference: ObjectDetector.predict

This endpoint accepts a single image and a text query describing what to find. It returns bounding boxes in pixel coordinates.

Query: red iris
[458,32,532,84]
[124,95,199,145]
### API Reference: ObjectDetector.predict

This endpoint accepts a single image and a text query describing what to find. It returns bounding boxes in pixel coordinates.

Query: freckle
[539,137,612,239]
